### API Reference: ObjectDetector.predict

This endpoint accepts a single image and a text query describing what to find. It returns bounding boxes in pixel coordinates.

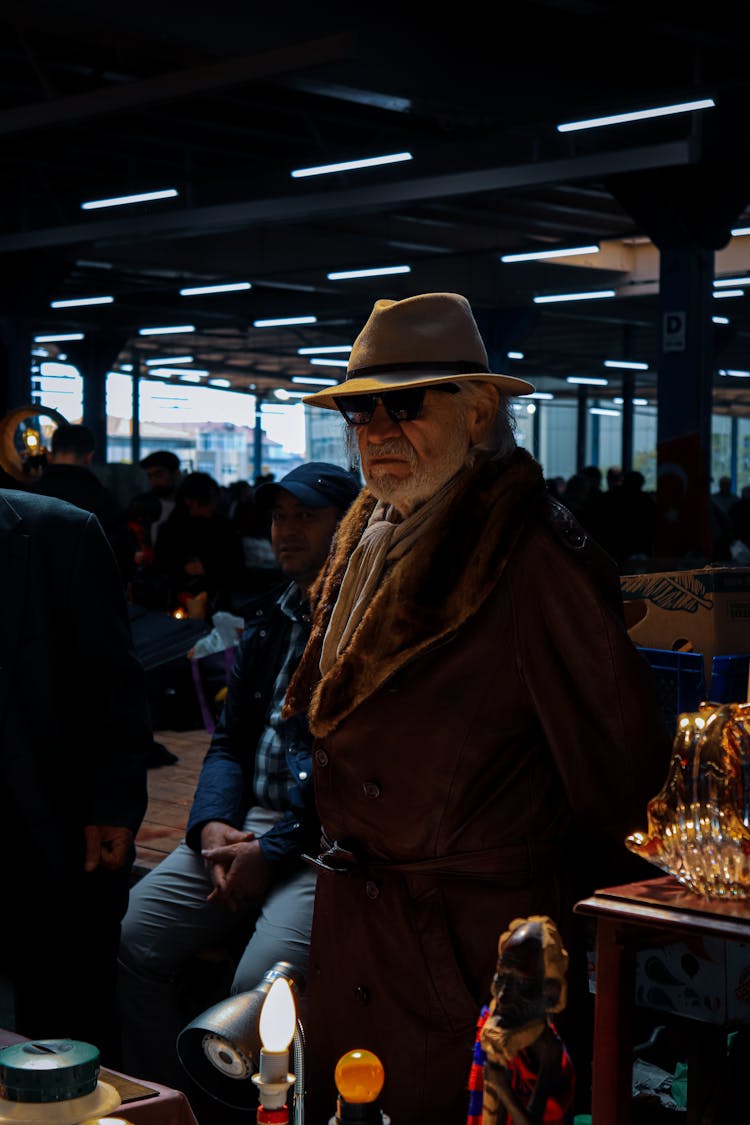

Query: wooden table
[575,876,750,1124]
[0,1029,199,1124]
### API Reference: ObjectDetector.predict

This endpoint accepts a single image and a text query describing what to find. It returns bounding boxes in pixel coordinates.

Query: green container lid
[0,1040,100,1103]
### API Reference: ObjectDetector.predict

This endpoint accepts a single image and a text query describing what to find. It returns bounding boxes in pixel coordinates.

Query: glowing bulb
[335,1049,385,1103]
[259,978,295,1052]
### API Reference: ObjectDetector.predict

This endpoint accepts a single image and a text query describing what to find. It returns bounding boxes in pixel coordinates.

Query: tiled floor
[135,728,211,879]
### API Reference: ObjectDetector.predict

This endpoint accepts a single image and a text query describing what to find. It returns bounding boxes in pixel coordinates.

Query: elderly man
[284,293,671,1123]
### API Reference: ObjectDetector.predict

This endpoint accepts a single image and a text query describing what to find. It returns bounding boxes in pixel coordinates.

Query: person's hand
[201,837,272,912]
[84,825,134,872]
[200,822,254,900]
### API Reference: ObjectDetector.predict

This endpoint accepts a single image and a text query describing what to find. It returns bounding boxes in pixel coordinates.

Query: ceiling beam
[0,33,353,135]
[0,140,694,254]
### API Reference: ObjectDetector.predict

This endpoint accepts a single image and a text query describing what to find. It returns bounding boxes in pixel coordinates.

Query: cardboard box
[635,939,750,1027]
[621,567,750,684]
[635,938,727,1025]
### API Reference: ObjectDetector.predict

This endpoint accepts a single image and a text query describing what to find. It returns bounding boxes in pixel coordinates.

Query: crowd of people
[4,290,749,1125]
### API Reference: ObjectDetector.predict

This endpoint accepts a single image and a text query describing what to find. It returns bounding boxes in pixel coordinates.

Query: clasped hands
[200,821,273,911]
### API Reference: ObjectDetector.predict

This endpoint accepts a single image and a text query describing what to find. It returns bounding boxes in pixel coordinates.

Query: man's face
[270,491,339,589]
[355,387,481,514]
[145,465,177,498]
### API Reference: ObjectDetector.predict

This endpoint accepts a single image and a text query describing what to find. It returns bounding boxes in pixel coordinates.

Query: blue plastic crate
[710,654,750,704]
[637,646,707,735]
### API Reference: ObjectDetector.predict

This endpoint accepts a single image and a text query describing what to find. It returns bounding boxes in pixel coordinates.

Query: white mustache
[364,439,415,462]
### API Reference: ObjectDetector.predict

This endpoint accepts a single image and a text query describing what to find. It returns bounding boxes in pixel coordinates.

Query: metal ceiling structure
[2,0,750,416]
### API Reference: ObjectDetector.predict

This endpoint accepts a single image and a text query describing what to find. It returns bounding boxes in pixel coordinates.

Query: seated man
[117,462,360,1091]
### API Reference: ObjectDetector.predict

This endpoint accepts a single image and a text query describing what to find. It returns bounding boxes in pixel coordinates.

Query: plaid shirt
[252,583,308,810]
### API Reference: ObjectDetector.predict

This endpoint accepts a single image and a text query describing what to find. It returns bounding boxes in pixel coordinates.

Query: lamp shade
[176,961,301,1110]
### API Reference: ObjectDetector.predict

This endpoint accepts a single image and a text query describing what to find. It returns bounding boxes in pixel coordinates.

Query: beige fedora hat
[302,292,535,409]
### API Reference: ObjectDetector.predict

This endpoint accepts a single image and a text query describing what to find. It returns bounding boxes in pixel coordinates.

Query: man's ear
[467,385,499,445]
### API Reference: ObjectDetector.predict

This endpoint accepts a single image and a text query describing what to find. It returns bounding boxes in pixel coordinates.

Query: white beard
[363,431,471,514]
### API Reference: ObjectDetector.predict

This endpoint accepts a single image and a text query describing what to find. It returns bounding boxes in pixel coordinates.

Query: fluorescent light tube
[567,376,609,386]
[310,358,348,368]
[144,355,194,366]
[33,333,85,342]
[50,296,114,308]
[253,316,317,327]
[179,372,204,383]
[533,290,615,304]
[529,392,554,400]
[714,276,750,287]
[297,345,352,355]
[274,388,309,400]
[327,265,411,280]
[291,152,413,179]
[501,244,599,263]
[557,98,715,133]
[590,407,621,416]
[731,226,750,237]
[713,316,730,325]
[138,325,195,335]
[713,289,744,298]
[507,351,525,360]
[719,369,750,378]
[291,376,340,385]
[603,360,649,370]
[81,188,178,210]
[208,378,231,388]
[179,282,252,296]
[147,367,209,378]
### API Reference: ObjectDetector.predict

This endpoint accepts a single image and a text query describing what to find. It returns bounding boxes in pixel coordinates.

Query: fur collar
[284,448,545,737]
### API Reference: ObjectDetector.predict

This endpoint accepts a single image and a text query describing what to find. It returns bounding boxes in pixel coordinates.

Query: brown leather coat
[286,449,671,1124]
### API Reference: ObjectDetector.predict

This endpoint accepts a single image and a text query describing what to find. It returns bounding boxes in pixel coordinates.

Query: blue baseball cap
[255,461,361,513]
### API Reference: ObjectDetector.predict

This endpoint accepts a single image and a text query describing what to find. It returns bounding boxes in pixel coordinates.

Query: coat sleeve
[509,526,672,863]
[185,637,255,848]
[69,513,151,833]
[185,610,317,869]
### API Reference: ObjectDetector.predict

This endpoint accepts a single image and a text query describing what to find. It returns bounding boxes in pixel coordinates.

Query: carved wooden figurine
[466,916,575,1125]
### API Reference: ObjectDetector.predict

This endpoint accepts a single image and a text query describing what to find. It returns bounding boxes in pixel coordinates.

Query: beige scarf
[319,474,460,676]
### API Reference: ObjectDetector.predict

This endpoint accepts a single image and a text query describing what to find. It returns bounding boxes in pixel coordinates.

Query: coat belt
[303,833,558,881]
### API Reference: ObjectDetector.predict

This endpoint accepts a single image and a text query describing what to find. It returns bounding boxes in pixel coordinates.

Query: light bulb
[335,1049,385,1103]
[259,978,295,1052]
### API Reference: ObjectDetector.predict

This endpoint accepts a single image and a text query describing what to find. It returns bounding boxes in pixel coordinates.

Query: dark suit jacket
[0,487,151,888]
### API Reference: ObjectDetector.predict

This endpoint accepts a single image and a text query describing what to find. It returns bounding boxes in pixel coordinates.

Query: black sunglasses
[333,383,459,426]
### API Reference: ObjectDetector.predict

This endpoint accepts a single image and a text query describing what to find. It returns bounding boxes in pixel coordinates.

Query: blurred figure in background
[33,423,133,584]
[153,470,245,617]
[139,449,182,548]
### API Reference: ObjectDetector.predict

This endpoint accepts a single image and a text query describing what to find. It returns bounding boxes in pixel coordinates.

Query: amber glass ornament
[626,701,750,898]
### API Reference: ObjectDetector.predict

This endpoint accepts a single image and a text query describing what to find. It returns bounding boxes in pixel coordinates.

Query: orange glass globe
[334,1049,385,1103]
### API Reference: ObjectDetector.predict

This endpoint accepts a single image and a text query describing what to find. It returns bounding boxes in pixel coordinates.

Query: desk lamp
[176,961,304,1123]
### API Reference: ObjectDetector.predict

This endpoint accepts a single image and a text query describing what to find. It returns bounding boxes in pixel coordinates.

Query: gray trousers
[117,807,316,1089]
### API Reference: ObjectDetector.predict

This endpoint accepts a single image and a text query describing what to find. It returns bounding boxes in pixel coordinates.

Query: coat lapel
[286,449,546,737]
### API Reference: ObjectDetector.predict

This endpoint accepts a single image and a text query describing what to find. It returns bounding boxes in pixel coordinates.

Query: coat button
[315,749,329,766]
[259,629,267,638]
[354,985,371,1004]
[253,691,262,700]
[362,780,381,799]
[365,880,380,900]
